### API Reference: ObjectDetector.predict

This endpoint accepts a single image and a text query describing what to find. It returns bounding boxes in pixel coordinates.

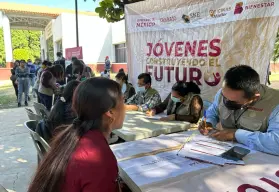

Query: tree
[0,28,41,67]
[13,49,31,61]
[87,0,144,23]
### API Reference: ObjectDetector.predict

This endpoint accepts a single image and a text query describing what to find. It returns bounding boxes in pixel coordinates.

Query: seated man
[199,65,279,156]
[126,73,161,112]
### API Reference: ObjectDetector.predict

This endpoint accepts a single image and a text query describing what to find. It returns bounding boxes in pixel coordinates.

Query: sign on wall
[65,47,83,60]
[45,21,53,40]
[125,0,279,101]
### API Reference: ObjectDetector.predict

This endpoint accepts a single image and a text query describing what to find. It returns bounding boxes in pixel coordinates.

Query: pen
[203,110,207,128]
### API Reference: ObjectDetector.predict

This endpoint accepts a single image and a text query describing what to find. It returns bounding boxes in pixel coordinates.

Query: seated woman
[28,78,126,192]
[38,65,64,111]
[115,72,135,102]
[36,80,80,143]
[147,81,203,123]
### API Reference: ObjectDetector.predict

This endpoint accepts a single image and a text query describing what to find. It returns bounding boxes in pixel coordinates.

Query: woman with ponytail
[28,77,126,192]
[146,81,203,123]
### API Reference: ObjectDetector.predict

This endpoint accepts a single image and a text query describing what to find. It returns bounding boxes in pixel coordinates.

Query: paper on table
[111,135,182,161]
[146,113,168,120]
[118,150,214,187]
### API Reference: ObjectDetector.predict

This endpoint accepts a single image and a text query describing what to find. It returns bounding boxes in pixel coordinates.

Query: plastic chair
[24,120,50,163]
[25,108,42,121]
[0,185,8,192]
[33,102,49,118]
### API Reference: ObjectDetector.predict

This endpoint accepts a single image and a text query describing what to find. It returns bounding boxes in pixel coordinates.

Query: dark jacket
[124,83,136,102]
[154,93,203,123]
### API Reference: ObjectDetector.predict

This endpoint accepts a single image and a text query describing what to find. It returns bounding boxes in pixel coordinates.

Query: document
[177,136,245,165]
[111,135,181,161]
[118,150,214,187]
[146,113,168,120]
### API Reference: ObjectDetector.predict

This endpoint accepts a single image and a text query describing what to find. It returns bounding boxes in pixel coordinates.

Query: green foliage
[13,49,31,61]
[272,29,279,63]
[0,28,41,66]
[94,0,124,23]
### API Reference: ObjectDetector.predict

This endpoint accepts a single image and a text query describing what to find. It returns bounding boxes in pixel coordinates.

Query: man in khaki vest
[126,73,161,112]
[199,65,279,156]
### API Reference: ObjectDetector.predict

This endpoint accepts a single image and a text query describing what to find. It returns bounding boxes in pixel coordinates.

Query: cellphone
[221,146,250,161]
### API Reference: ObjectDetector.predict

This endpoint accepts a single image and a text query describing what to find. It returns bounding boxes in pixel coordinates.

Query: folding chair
[0,185,8,192]
[25,108,42,121]
[24,120,50,164]
[33,102,50,118]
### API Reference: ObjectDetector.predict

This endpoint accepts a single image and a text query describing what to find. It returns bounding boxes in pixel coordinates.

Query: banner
[125,0,279,101]
[65,47,83,60]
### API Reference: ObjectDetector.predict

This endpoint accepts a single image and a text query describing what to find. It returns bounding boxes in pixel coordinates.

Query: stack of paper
[146,113,168,120]
[118,150,214,192]
[177,139,245,165]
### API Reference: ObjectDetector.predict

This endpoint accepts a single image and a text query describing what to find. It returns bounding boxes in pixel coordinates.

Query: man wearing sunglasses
[199,65,279,156]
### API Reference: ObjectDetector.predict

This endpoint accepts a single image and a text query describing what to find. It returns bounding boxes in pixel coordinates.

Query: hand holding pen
[198,110,214,135]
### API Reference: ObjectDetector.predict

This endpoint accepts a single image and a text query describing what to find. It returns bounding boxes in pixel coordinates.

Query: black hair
[224,65,260,98]
[104,69,108,74]
[42,60,52,67]
[71,57,78,62]
[172,81,201,97]
[119,68,124,73]
[72,60,84,75]
[28,78,122,192]
[47,80,80,136]
[115,72,128,83]
[57,52,62,57]
[138,73,152,85]
[20,60,26,63]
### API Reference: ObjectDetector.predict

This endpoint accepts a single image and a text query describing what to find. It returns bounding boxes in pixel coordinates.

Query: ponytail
[28,117,104,192]
[28,125,80,192]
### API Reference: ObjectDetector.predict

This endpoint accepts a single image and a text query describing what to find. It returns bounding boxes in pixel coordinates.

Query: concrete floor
[0,107,36,192]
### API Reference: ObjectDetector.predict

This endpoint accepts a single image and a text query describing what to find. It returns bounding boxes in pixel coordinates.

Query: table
[112,131,279,192]
[113,111,190,141]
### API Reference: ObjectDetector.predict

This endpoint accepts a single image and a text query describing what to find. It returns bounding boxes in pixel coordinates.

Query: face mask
[137,86,146,93]
[223,97,243,110]
[122,83,127,94]
[171,95,181,103]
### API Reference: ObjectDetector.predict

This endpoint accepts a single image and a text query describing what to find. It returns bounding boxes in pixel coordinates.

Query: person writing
[199,65,279,156]
[28,78,126,192]
[147,81,203,123]
[115,72,135,102]
[126,73,161,112]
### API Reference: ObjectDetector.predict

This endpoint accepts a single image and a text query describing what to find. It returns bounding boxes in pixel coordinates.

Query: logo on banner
[244,1,274,10]
[209,7,231,18]
[160,16,177,23]
[136,18,155,27]
[204,71,221,86]
[182,12,200,23]
[234,2,244,14]
[182,15,190,23]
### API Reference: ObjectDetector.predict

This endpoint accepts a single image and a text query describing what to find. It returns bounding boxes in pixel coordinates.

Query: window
[115,43,127,63]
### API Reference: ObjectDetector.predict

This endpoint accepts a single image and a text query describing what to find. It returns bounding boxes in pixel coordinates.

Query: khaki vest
[167,93,198,116]
[218,85,279,132]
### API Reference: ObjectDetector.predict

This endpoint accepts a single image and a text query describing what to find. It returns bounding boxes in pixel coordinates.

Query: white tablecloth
[113,111,190,141]
[112,131,279,192]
